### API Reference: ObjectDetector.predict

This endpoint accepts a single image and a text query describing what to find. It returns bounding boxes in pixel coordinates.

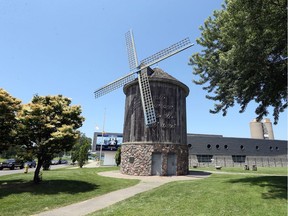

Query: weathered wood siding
[123,68,189,144]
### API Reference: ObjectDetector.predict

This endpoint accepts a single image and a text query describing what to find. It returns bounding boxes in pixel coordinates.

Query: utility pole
[99,108,106,166]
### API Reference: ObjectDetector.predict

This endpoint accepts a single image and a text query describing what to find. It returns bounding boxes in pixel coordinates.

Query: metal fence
[189,155,287,168]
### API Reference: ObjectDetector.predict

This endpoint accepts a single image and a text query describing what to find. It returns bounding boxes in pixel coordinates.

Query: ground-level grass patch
[90,173,287,216]
[0,167,139,216]
[190,166,287,175]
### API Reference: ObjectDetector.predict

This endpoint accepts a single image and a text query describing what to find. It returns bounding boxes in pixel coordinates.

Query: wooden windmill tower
[94,30,193,176]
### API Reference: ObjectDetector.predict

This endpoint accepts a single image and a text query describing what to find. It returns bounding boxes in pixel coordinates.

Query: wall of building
[187,134,287,157]
[189,155,287,167]
[92,132,287,168]
[121,143,188,176]
[103,151,117,166]
[121,67,189,176]
[187,134,287,167]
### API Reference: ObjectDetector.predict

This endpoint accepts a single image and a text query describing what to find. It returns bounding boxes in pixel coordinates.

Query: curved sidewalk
[35,170,209,216]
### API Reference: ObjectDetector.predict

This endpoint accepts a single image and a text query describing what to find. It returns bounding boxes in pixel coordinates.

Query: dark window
[129,157,134,163]
[188,144,192,148]
[256,146,259,150]
[207,144,211,149]
[216,144,220,149]
[276,147,279,151]
[196,155,213,163]
[232,155,246,163]
[224,145,228,150]
[240,145,245,150]
[270,146,273,151]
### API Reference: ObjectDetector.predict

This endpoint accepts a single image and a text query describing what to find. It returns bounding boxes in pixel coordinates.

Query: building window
[240,145,245,150]
[129,157,134,163]
[224,145,228,150]
[232,155,246,163]
[276,147,279,151]
[196,155,213,163]
[270,146,273,151]
[188,144,192,148]
[216,144,220,150]
[207,144,211,149]
[256,146,259,151]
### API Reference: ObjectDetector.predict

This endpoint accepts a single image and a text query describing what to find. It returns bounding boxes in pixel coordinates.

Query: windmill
[94,30,193,127]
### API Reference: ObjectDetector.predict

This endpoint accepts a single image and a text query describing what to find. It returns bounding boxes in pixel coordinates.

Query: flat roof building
[92,132,287,167]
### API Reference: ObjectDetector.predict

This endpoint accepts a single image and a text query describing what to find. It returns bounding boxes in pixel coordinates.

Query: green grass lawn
[1,166,287,216]
[90,168,287,216]
[0,167,139,216]
[190,166,287,175]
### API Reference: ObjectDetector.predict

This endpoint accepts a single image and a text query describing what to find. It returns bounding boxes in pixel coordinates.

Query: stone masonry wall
[121,143,188,176]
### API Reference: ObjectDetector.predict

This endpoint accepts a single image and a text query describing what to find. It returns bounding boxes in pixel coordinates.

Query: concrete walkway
[34,168,209,216]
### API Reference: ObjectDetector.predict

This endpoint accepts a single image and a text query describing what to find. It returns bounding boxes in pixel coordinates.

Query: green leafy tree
[189,0,287,123]
[78,142,90,168]
[71,144,80,165]
[115,147,121,166]
[71,133,91,168]
[0,88,21,153]
[17,95,84,183]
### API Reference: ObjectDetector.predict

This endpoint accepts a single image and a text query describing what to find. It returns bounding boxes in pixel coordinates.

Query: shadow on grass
[228,175,287,200]
[188,170,212,176]
[0,179,99,198]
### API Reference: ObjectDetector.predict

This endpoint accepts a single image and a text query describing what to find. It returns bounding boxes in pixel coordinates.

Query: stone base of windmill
[120,143,188,176]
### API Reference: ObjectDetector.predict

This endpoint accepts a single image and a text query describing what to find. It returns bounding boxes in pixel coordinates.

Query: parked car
[25,160,37,168]
[51,160,59,165]
[59,159,68,164]
[0,159,24,170]
[50,159,69,165]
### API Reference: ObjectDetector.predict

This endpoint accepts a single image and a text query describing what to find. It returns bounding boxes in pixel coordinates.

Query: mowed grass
[91,169,287,216]
[190,166,287,175]
[0,167,139,216]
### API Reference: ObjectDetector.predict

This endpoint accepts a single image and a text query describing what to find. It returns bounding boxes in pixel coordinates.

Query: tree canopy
[189,0,287,123]
[0,88,21,152]
[17,95,85,183]
[71,133,91,168]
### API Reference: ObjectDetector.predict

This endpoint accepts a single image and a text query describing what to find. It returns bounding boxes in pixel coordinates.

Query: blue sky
[0,0,287,141]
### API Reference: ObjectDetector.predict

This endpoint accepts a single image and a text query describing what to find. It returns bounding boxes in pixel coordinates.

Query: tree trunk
[33,159,43,184]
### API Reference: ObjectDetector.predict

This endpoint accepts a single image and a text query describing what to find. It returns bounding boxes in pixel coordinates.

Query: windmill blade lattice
[94,30,194,127]
[137,70,157,126]
[125,30,139,71]
[94,72,136,98]
[140,37,192,69]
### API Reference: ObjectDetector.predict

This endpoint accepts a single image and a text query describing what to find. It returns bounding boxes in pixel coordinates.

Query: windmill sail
[125,30,139,71]
[137,70,157,126]
[94,72,135,98]
[140,37,193,69]
[94,30,193,127]
[126,30,157,126]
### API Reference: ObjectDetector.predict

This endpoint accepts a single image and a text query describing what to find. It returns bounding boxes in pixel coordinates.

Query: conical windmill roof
[123,67,189,96]
[149,67,189,95]
[150,67,178,81]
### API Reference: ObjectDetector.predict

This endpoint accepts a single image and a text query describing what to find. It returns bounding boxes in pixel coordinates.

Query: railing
[189,155,287,167]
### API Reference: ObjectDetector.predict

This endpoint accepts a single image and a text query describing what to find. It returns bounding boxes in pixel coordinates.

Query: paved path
[34,169,209,216]
[0,164,68,177]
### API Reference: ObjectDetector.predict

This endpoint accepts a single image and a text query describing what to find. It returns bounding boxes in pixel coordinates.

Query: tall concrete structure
[263,118,274,140]
[121,67,189,176]
[250,119,264,139]
[250,118,274,140]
